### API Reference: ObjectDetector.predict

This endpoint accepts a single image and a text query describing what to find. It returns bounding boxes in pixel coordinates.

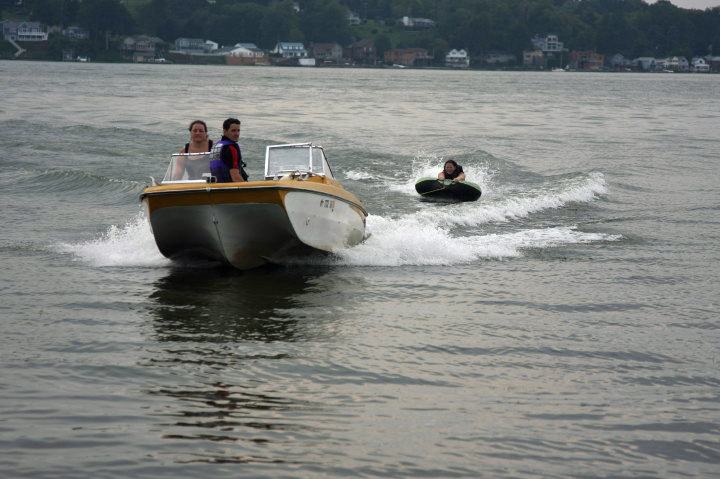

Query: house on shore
[174,38,208,54]
[1,21,48,41]
[523,50,546,69]
[272,42,308,58]
[344,39,375,65]
[608,53,632,70]
[384,48,432,67]
[569,51,605,71]
[445,49,469,68]
[122,35,166,63]
[226,43,269,65]
[632,57,657,71]
[311,43,343,64]
[691,57,710,72]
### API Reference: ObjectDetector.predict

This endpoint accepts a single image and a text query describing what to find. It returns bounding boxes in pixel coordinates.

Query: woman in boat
[438,160,466,182]
[173,120,214,180]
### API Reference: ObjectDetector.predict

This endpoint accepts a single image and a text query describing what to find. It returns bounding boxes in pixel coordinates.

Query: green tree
[77,0,133,44]
[374,33,391,58]
[28,0,79,27]
[300,0,351,44]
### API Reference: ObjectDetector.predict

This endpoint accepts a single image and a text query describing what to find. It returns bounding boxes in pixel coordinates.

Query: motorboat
[414,178,482,202]
[140,143,368,270]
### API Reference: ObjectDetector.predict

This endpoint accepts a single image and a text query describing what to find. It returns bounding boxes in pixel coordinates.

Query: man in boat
[438,160,465,182]
[210,118,248,182]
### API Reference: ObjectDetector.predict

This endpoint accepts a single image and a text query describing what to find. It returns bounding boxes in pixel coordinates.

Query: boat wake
[331,151,620,267]
[57,152,620,269]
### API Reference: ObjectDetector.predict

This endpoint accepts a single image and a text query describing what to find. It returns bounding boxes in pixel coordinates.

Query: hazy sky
[647,0,720,8]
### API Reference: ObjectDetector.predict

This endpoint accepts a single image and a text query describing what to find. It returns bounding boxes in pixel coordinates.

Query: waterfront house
[664,56,689,72]
[706,56,720,72]
[272,42,308,58]
[1,21,48,41]
[691,57,710,72]
[226,43,269,65]
[122,35,165,62]
[174,38,207,54]
[311,43,343,64]
[445,49,469,68]
[569,51,605,71]
[531,34,564,54]
[632,57,657,71]
[384,48,432,67]
[608,53,632,70]
[344,38,375,65]
[523,50,546,69]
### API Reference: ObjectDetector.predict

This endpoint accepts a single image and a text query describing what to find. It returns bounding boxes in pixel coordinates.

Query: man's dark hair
[223,118,240,131]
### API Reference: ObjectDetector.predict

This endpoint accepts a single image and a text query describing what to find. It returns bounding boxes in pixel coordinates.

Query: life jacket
[445,165,464,180]
[210,139,247,182]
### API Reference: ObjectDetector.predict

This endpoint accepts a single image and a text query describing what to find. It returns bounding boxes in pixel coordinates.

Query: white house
[691,57,710,72]
[347,11,361,25]
[445,49,469,68]
[531,34,564,53]
[1,21,48,41]
[272,42,308,58]
[228,43,265,58]
[664,56,689,72]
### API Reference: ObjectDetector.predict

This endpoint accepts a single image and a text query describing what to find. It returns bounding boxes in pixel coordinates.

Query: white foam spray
[56,212,169,268]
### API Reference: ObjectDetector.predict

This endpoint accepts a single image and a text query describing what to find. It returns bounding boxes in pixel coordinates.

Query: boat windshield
[264,143,334,180]
[162,152,212,183]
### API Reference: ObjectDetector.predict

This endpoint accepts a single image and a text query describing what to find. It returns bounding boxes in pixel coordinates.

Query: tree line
[8,0,720,60]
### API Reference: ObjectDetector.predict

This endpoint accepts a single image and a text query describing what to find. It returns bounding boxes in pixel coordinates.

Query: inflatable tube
[414,178,481,202]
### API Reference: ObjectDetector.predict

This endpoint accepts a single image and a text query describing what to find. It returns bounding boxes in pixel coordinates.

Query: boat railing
[161,152,213,183]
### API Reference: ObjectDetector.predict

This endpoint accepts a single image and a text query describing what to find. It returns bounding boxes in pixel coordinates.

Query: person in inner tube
[210,118,248,183]
[438,159,465,182]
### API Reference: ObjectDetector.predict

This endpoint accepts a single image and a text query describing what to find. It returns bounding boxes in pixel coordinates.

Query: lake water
[1,61,718,478]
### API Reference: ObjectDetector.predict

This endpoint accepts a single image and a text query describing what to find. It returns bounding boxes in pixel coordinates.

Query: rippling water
[1,61,718,478]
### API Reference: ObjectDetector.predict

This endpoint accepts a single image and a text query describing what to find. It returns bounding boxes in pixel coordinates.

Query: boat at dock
[141,142,368,269]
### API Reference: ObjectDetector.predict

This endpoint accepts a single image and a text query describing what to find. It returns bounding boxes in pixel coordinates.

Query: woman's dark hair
[188,120,207,132]
[223,117,240,130]
[444,160,458,168]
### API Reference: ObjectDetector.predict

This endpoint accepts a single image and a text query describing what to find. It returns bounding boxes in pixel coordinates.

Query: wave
[333,219,620,267]
[55,213,168,268]
[5,166,144,194]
